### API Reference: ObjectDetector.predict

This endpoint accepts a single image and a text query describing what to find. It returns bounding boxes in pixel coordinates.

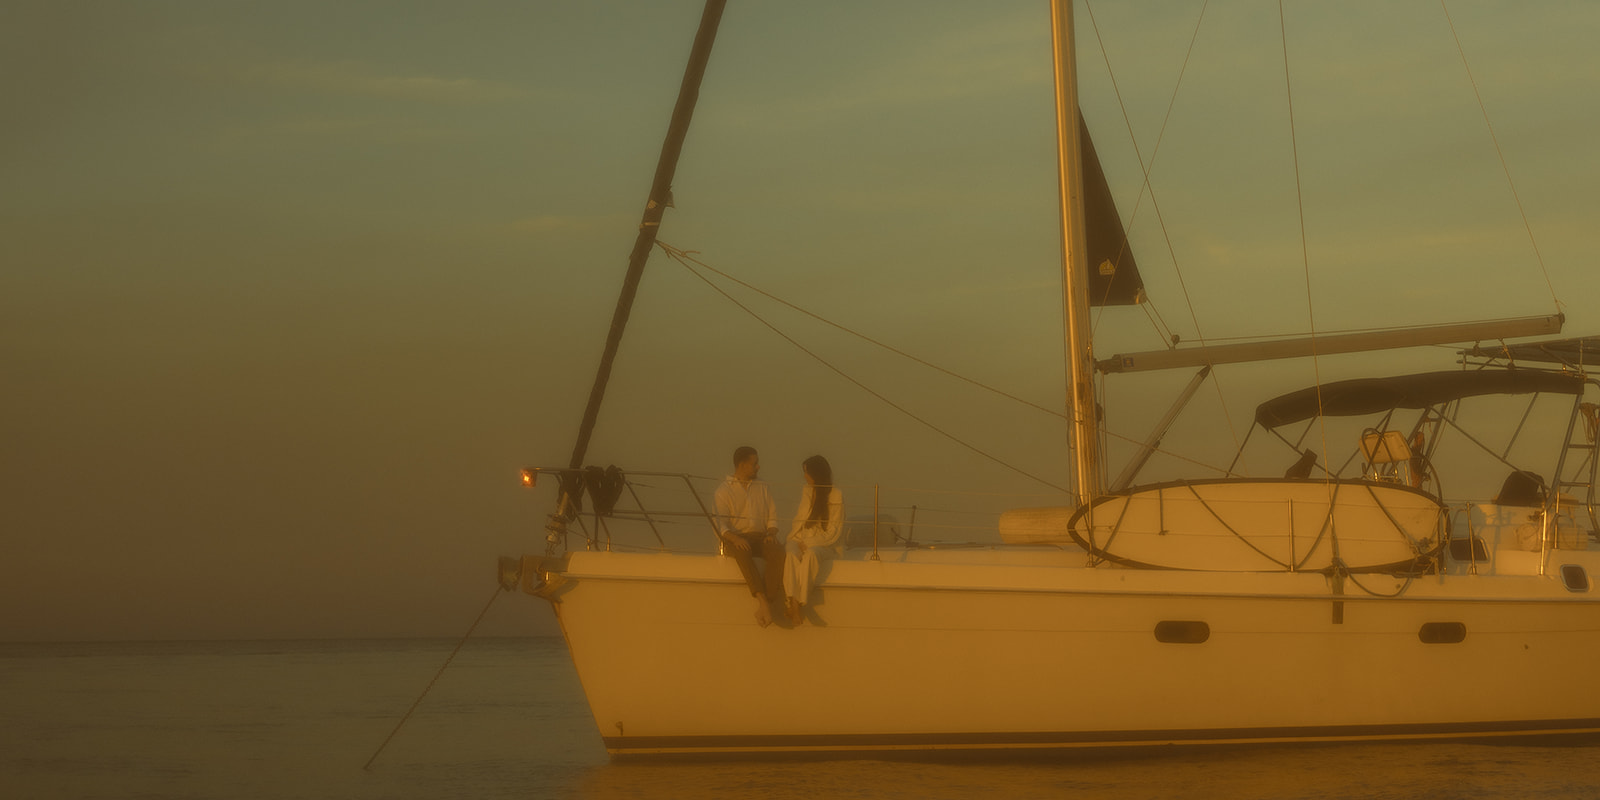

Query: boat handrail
[520,464,1081,555]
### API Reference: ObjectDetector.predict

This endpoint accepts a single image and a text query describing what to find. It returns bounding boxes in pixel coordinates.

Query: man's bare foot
[787,597,802,625]
[754,595,773,627]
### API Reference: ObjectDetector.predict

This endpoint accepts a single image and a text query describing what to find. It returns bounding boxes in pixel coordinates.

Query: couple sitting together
[714,446,843,627]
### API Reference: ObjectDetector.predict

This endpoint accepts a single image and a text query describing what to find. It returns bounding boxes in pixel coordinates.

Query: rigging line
[656,241,1068,421]
[363,584,503,771]
[1083,0,1245,464]
[1278,0,1331,489]
[660,244,1231,479]
[1439,0,1561,313]
[665,248,1069,493]
[1080,0,1210,339]
[1104,424,1232,477]
[1139,296,1177,345]
[1139,302,1168,344]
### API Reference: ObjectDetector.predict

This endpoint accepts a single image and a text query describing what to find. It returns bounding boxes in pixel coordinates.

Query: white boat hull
[530,548,1600,755]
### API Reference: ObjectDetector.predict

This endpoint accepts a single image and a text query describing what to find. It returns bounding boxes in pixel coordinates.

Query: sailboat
[506,1,1600,756]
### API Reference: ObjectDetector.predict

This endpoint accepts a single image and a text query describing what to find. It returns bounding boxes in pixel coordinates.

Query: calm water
[4,636,1599,799]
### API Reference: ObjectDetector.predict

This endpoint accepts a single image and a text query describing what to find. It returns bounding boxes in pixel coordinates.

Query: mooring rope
[362,584,504,771]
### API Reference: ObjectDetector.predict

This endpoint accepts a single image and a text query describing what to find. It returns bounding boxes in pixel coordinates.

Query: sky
[4,1,1598,641]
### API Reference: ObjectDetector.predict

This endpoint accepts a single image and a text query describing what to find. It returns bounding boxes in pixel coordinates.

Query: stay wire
[656,242,1066,421]
[1439,0,1561,314]
[1140,296,1177,346]
[662,243,1237,483]
[1083,0,1245,470]
[363,584,504,771]
[660,244,1068,493]
[1278,2,1333,491]
[1082,0,1212,349]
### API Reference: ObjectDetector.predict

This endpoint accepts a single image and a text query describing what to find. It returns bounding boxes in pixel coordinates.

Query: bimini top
[1254,369,1584,429]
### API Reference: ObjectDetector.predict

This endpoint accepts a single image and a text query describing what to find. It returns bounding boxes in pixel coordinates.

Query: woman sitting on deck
[784,455,844,625]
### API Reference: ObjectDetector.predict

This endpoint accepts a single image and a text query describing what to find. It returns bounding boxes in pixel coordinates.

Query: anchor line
[362,584,504,771]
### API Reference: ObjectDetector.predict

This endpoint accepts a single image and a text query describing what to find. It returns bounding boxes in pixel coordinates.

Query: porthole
[1154,620,1209,644]
[1560,564,1590,593]
[1418,622,1467,644]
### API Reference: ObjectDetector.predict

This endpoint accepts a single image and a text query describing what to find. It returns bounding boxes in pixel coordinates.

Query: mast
[562,0,727,481]
[1050,0,1101,504]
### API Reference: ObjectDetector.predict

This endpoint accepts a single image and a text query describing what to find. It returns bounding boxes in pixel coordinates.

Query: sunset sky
[5,1,1597,641]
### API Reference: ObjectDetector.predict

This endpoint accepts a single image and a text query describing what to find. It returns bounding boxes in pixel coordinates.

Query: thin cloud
[827,185,966,213]
[713,11,1044,128]
[248,59,530,104]
[210,115,459,149]
[508,215,619,235]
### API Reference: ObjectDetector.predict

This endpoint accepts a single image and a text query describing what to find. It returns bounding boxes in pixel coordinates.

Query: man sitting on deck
[714,446,785,627]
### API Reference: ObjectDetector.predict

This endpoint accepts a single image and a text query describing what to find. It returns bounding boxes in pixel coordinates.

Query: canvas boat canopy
[1254,369,1584,429]
[1461,335,1600,368]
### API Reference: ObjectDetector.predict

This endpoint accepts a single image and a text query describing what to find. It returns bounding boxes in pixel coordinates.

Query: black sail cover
[1079,114,1144,307]
[1254,370,1584,429]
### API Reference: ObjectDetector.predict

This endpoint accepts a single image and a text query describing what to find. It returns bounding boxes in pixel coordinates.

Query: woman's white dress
[783,485,843,606]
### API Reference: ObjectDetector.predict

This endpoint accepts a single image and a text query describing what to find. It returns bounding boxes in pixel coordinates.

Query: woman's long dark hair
[804,455,832,525]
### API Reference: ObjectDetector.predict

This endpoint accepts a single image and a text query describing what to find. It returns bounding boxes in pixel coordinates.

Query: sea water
[4,637,1599,800]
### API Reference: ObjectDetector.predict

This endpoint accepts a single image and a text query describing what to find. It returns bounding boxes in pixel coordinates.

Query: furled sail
[1253,370,1583,429]
[1079,114,1145,307]
[1460,335,1600,368]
